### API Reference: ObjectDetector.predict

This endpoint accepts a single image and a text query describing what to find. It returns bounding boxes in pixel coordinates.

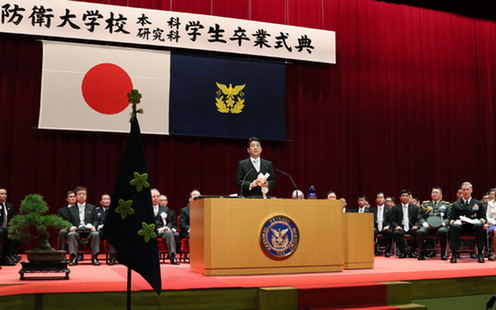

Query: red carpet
[1,254,496,309]
[1,254,496,294]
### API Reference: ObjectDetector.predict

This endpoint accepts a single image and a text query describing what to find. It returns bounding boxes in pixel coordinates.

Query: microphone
[240,167,254,198]
[275,169,299,198]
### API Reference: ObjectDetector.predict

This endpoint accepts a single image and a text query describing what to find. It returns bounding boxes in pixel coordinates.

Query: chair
[453,226,488,259]
[393,233,414,257]
[455,234,477,258]
[180,238,189,262]
[103,240,116,264]
[176,215,190,263]
[158,238,168,262]
[77,234,91,261]
[487,233,494,259]
[374,234,386,255]
[424,235,442,256]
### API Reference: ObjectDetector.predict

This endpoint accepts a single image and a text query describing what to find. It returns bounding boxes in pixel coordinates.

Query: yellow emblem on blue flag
[169,52,287,140]
[215,82,246,114]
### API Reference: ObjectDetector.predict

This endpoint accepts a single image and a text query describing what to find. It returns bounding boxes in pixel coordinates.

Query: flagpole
[127,267,131,310]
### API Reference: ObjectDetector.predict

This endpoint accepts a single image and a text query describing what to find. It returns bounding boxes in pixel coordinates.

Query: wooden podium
[190,198,373,276]
[343,213,374,269]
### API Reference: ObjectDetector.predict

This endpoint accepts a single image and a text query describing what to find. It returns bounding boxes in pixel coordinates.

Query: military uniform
[416,200,450,260]
[449,198,486,263]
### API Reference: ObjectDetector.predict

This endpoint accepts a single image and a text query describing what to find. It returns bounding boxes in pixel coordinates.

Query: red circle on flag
[81,63,133,115]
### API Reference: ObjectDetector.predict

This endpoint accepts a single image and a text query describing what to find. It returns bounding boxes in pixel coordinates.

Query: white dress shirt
[377,204,384,231]
[78,202,86,226]
[1,202,7,227]
[251,157,260,172]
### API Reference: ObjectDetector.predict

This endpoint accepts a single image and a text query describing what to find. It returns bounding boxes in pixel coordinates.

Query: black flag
[103,117,161,295]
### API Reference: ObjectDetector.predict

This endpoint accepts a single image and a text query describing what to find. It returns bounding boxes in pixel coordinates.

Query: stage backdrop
[0,0,496,248]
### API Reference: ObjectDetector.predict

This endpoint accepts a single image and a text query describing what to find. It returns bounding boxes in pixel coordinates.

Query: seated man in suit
[67,186,101,266]
[416,187,451,260]
[179,189,201,248]
[326,191,337,200]
[152,189,179,265]
[370,192,393,257]
[57,191,76,253]
[0,187,19,266]
[179,189,201,242]
[385,196,396,208]
[349,195,371,213]
[449,181,486,263]
[236,137,276,197]
[391,190,420,258]
[95,193,117,265]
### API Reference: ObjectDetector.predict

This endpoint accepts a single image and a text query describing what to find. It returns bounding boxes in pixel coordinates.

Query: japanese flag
[39,41,170,134]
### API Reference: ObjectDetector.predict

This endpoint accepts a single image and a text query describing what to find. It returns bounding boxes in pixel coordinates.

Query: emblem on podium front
[261,215,299,258]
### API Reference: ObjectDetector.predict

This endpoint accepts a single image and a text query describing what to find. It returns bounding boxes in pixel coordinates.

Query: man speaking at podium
[236,137,276,197]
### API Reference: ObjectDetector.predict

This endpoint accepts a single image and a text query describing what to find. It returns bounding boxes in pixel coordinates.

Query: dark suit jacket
[449,198,486,225]
[391,203,420,230]
[154,205,177,231]
[0,202,14,227]
[67,203,99,228]
[179,205,190,239]
[95,207,109,226]
[58,205,72,221]
[236,157,276,197]
[370,205,391,230]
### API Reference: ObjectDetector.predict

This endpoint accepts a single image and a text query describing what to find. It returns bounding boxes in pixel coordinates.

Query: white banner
[0,0,335,64]
[39,41,170,134]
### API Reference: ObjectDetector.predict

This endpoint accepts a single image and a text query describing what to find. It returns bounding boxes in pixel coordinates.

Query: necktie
[378,206,383,231]
[402,206,409,231]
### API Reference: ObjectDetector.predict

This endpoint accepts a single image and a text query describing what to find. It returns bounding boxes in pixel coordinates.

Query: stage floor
[1,253,496,296]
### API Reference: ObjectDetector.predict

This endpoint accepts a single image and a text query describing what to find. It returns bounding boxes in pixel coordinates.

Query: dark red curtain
[1,0,496,238]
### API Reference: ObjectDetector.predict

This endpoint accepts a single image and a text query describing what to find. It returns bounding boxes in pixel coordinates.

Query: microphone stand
[240,167,254,198]
[275,169,299,198]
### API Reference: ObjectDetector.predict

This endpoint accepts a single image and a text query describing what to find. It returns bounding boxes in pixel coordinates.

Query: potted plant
[8,194,71,262]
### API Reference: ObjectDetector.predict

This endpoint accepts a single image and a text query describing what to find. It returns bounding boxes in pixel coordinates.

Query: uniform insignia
[215,82,246,114]
[261,215,299,258]
[473,205,479,211]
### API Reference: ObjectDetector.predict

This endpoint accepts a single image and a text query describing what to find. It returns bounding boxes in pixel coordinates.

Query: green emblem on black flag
[103,89,162,296]
[128,89,143,121]
[115,199,135,219]
[138,222,157,243]
[129,171,150,192]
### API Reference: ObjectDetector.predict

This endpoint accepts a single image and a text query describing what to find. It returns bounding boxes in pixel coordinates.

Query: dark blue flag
[169,52,287,141]
[103,117,161,295]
